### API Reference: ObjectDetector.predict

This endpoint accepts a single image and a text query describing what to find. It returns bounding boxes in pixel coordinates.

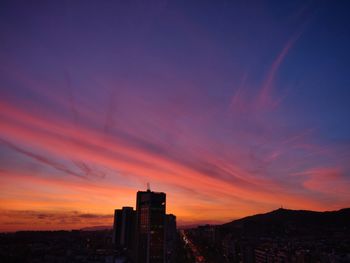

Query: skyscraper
[112,206,136,253]
[136,189,166,263]
[165,214,177,262]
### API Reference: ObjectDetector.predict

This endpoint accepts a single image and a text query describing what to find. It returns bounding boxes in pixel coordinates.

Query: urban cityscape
[1,187,349,262]
[1,0,350,263]
[112,187,177,263]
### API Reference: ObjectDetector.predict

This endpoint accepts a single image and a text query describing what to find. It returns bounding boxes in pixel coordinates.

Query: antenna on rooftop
[147,182,151,191]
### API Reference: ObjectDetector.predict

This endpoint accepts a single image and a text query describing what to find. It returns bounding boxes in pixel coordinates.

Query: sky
[1,0,350,232]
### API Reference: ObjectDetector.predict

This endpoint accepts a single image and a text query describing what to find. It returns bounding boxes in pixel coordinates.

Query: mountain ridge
[220,207,350,237]
[224,207,350,224]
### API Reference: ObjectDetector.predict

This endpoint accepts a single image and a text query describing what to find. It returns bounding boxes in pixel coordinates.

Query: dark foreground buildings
[113,188,177,263]
[112,206,136,255]
[136,189,166,263]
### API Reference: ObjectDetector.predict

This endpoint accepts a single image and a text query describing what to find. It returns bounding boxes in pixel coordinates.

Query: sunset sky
[1,0,350,232]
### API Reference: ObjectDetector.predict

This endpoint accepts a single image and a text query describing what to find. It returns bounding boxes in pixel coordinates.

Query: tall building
[136,189,166,263]
[112,206,136,252]
[165,214,177,263]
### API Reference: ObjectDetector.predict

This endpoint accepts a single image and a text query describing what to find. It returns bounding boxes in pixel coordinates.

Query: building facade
[112,206,136,252]
[165,214,177,263]
[136,190,166,263]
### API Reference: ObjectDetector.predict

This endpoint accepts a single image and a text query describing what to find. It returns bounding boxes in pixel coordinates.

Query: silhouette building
[165,214,177,261]
[112,206,136,253]
[113,188,175,263]
[136,189,166,263]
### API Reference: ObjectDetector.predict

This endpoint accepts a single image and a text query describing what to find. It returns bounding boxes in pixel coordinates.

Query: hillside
[221,208,350,237]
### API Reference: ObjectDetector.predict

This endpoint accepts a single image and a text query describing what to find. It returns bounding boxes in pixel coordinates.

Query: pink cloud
[293,167,350,204]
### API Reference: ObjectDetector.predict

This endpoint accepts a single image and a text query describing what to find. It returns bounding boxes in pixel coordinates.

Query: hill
[221,208,350,237]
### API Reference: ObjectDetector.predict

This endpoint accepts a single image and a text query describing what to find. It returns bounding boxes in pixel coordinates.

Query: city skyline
[1,0,350,232]
[112,188,176,263]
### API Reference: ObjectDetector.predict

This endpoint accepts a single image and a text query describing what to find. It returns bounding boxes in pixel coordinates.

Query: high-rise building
[112,209,122,246]
[136,189,166,263]
[112,206,136,252]
[165,214,177,263]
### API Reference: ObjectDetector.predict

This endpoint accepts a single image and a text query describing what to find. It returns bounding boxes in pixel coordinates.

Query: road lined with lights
[180,230,206,263]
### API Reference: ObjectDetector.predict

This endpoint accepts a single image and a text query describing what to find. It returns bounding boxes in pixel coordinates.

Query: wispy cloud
[294,167,350,197]
[2,94,348,221]
[257,32,303,109]
[1,139,86,179]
